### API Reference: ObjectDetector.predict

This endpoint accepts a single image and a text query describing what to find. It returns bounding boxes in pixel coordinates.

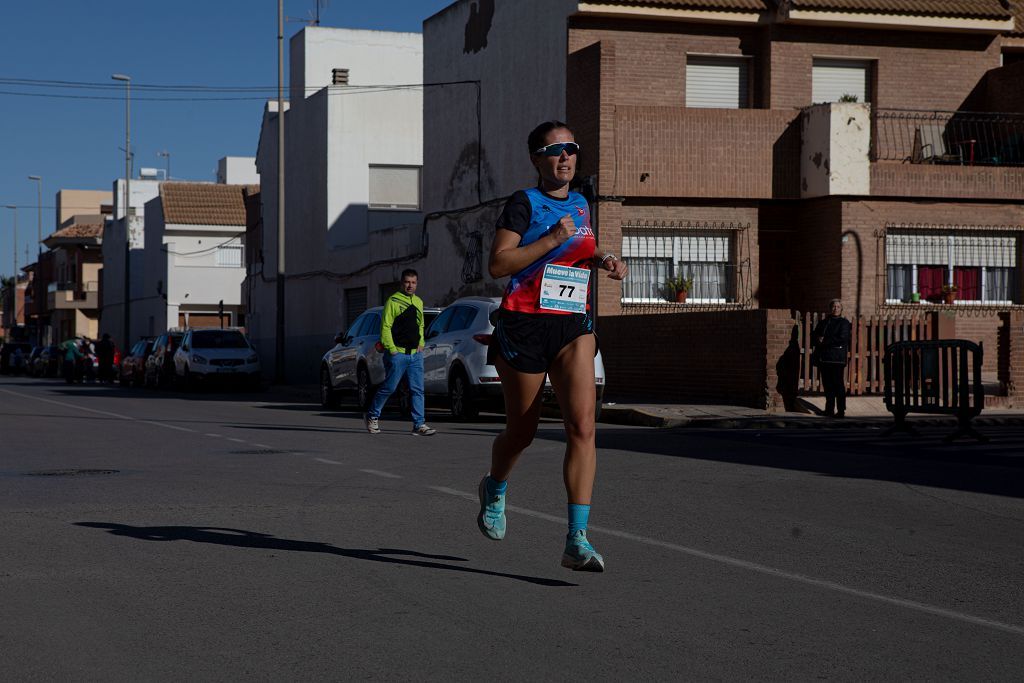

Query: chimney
[332,68,349,86]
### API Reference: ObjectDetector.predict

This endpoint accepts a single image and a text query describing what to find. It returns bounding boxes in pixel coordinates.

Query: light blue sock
[568,504,590,535]
[485,476,507,498]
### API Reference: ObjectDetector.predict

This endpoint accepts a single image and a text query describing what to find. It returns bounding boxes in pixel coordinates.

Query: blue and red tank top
[496,188,596,315]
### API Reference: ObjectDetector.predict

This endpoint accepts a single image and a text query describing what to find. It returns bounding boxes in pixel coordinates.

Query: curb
[598,406,1024,430]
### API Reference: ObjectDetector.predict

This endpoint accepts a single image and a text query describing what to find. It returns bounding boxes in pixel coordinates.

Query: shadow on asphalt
[74,522,576,587]
[565,427,1024,499]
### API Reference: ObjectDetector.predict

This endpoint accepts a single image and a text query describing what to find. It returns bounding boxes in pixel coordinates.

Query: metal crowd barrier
[882,340,987,442]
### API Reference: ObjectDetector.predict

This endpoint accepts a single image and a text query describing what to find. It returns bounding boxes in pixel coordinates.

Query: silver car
[421,297,606,420]
[320,305,441,411]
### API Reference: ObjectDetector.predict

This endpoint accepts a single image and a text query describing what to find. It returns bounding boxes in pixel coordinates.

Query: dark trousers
[820,363,847,415]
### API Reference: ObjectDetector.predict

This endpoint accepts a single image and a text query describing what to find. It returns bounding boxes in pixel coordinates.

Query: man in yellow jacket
[365,269,436,435]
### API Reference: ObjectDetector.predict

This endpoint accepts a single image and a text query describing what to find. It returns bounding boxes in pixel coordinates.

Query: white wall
[800,102,871,198]
[101,178,160,348]
[217,157,260,185]
[255,27,426,382]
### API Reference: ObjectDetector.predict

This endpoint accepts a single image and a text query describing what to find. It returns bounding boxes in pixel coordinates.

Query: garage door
[178,313,227,328]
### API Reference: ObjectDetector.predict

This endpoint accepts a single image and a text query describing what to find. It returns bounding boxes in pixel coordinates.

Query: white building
[99,178,161,349]
[139,182,253,337]
[217,156,260,185]
[251,26,423,382]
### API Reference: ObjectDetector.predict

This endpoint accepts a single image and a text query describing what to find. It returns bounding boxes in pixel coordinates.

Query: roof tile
[788,0,1012,20]
[160,182,253,226]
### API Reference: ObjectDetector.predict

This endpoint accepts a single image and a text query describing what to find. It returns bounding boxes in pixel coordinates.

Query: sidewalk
[260,383,1024,430]
[600,396,1024,429]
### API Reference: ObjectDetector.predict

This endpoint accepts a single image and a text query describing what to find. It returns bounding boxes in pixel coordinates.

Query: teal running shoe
[561,529,605,572]
[477,476,506,540]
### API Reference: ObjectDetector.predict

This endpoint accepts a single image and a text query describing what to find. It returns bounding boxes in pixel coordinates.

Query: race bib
[539,264,590,313]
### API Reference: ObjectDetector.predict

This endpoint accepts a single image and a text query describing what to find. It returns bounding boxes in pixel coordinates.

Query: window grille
[620,221,751,313]
[215,245,243,268]
[882,225,1021,306]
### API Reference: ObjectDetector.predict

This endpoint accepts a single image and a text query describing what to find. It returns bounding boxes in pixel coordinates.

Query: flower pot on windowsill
[675,290,689,304]
[910,293,921,304]
[943,291,956,305]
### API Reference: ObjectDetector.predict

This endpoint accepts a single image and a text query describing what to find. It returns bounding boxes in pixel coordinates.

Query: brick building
[425,0,1024,407]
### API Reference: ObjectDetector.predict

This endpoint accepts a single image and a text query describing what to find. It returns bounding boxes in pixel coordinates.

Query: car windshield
[191,330,249,349]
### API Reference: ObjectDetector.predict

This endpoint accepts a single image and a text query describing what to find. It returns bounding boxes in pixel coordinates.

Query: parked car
[319,306,441,410]
[420,297,606,420]
[119,338,155,387]
[0,341,32,374]
[145,329,185,389]
[26,346,44,376]
[172,328,261,390]
[33,345,62,378]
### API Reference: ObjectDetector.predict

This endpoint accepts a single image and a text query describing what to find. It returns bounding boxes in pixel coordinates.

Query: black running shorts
[489,309,594,374]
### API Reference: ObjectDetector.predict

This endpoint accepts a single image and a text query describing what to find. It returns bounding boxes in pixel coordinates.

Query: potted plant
[942,284,958,305]
[910,292,921,304]
[666,275,694,303]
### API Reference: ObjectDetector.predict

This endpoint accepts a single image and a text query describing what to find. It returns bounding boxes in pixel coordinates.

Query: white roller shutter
[686,56,749,109]
[368,165,421,210]
[812,59,869,104]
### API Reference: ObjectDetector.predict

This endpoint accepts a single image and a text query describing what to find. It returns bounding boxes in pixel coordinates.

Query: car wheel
[183,366,196,391]
[320,366,339,408]
[356,365,373,411]
[449,369,478,421]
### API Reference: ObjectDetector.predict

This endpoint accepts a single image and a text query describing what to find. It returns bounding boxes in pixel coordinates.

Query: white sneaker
[411,424,436,436]
[365,415,380,434]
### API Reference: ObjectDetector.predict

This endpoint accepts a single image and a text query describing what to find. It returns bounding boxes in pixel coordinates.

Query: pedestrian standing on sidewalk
[477,120,628,572]
[96,333,115,384]
[812,298,852,418]
[365,269,436,436]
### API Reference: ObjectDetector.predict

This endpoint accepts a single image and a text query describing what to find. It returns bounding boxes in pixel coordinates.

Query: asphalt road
[1,375,1023,680]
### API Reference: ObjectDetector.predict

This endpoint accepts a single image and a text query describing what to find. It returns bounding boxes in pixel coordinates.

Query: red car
[119,339,154,387]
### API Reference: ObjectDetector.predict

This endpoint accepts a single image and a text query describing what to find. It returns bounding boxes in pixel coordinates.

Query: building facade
[423,0,1024,406]
[251,26,424,382]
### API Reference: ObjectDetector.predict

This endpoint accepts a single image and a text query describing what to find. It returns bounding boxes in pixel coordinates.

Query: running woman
[477,121,628,571]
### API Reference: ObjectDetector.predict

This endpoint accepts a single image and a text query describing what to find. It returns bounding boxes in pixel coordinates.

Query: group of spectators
[61,333,117,384]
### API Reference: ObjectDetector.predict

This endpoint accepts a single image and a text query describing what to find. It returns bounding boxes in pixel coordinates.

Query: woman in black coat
[812,298,852,418]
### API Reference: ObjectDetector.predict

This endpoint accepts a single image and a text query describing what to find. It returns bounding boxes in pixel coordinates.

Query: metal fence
[872,109,1024,166]
[619,221,752,313]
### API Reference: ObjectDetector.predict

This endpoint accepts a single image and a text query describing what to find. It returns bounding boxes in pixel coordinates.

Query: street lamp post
[27,175,42,344]
[112,74,131,351]
[4,206,16,285]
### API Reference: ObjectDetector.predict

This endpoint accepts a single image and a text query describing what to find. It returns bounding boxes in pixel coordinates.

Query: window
[686,56,750,109]
[344,287,368,328]
[812,58,870,104]
[427,307,455,338]
[885,231,1019,304]
[379,282,400,304]
[449,306,477,332]
[216,245,243,268]
[368,165,421,210]
[622,229,735,304]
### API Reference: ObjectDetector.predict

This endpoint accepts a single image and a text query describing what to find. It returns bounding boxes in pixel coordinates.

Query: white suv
[173,328,261,390]
[422,297,606,419]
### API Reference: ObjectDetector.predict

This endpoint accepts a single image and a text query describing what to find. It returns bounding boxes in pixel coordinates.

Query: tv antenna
[286,0,329,25]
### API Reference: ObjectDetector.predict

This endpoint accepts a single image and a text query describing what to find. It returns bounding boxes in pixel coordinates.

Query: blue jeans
[368,352,425,427]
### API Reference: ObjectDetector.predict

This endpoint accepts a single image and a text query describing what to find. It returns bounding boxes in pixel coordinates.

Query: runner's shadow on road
[74,522,576,588]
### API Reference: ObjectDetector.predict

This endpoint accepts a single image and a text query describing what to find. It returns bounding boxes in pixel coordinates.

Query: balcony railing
[872,109,1024,167]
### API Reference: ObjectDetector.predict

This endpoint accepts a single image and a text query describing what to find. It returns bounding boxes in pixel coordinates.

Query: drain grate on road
[24,469,120,477]
[229,449,295,455]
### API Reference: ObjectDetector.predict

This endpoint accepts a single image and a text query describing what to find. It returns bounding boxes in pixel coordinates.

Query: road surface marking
[253,443,273,449]
[315,458,344,465]
[226,438,246,444]
[0,388,196,432]
[428,485,1024,637]
[205,433,223,438]
[360,469,402,479]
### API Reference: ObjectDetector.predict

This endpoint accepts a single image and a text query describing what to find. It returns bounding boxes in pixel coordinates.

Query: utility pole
[27,175,42,344]
[113,74,131,351]
[5,206,16,287]
[276,0,286,383]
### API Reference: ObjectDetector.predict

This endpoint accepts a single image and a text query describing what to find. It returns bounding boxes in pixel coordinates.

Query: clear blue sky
[0,0,454,279]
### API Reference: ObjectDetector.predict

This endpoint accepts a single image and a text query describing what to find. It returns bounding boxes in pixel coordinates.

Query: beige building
[56,189,113,229]
[42,223,103,341]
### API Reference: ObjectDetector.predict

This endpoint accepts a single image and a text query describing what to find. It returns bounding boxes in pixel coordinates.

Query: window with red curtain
[918,265,947,302]
[954,267,981,300]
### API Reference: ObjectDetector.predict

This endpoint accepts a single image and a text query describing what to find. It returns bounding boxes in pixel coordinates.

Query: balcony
[47,281,99,310]
[607,106,801,200]
[870,108,1024,200]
